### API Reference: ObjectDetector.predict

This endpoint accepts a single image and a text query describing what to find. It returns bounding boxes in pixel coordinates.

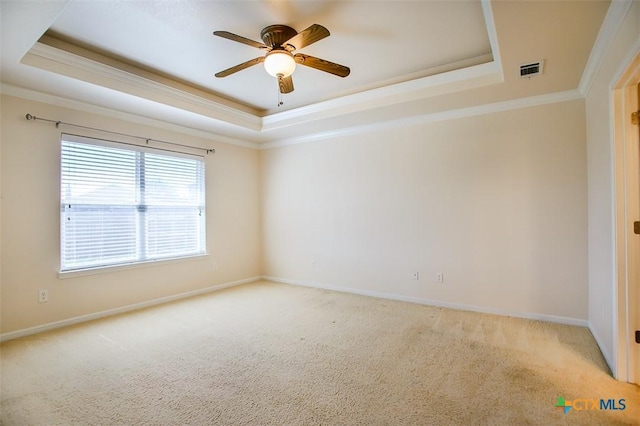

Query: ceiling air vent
[520,60,544,78]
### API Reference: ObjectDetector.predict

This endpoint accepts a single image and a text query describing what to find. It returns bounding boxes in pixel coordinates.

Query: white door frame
[612,50,640,385]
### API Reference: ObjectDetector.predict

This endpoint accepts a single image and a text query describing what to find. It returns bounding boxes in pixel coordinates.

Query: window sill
[58,254,210,279]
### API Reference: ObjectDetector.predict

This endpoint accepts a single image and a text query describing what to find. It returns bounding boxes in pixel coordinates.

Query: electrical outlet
[435,273,444,283]
[38,289,49,303]
[212,261,218,271]
[311,260,317,270]
[412,271,419,280]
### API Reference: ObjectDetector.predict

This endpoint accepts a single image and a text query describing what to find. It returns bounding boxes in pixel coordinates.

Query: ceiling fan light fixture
[264,50,296,78]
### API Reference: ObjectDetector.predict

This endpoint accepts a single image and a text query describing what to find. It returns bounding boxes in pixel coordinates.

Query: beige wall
[0,95,262,334]
[585,1,640,371]
[261,100,588,321]
[0,94,592,335]
[0,94,593,335]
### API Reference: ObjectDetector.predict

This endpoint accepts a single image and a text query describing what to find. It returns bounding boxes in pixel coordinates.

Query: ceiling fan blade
[284,24,330,50]
[294,53,350,77]
[213,31,268,50]
[278,75,294,94]
[215,57,264,78]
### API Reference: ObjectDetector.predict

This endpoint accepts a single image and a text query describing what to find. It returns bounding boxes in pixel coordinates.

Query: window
[60,134,206,272]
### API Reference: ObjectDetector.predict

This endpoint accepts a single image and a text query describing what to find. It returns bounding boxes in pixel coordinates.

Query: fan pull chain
[277,76,284,107]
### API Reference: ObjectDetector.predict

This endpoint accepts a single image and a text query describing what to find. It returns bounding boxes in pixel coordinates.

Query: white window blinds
[60,135,206,272]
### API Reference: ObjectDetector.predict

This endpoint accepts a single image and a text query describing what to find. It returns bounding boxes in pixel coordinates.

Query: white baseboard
[588,321,615,376]
[263,276,589,327]
[0,276,261,342]
[3,275,590,343]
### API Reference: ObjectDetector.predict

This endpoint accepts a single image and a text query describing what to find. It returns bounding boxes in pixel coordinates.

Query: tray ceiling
[0,0,611,145]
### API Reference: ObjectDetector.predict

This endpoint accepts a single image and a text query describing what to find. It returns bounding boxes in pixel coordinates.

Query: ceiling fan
[213,24,350,95]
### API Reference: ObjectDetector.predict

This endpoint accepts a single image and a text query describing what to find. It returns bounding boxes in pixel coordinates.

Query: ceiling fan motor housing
[261,25,298,49]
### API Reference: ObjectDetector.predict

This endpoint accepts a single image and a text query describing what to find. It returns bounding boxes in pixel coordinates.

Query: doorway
[613,52,640,385]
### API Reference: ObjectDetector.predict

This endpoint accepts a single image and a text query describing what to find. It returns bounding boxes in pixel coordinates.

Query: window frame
[59,134,207,274]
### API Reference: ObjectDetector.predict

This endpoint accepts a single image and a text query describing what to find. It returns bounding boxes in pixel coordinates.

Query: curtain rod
[25,114,215,154]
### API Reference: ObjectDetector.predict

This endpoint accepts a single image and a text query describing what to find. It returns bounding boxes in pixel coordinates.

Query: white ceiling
[0,0,611,145]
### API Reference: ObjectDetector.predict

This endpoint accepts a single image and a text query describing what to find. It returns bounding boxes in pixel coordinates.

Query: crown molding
[481,0,503,80]
[0,83,260,150]
[23,40,263,131]
[260,89,583,150]
[261,60,502,132]
[24,18,504,136]
[5,0,589,151]
[579,0,634,96]
[20,39,504,143]
[15,0,504,138]
[3,83,583,151]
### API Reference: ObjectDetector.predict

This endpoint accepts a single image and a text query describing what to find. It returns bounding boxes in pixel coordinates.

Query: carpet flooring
[1,280,639,425]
